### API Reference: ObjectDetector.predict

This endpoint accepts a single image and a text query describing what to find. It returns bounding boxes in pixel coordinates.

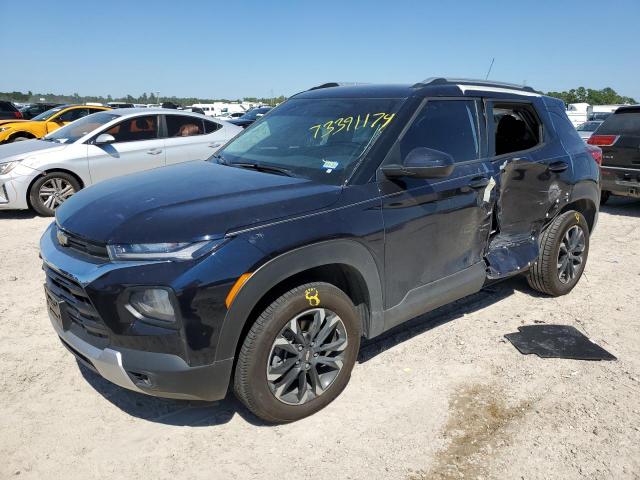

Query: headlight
[129,288,175,323]
[106,239,225,261]
[0,160,21,175]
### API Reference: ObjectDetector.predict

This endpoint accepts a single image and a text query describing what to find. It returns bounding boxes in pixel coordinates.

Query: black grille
[58,228,109,259]
[44,265,109,339]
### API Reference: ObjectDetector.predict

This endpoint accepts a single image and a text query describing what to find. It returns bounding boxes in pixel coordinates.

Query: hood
[56,161,342,244]
[0,139,68,162]
[0,119,28,127]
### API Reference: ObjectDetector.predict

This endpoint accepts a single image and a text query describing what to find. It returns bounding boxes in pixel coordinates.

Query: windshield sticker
[322,160,339,173]
[309,112,396,139]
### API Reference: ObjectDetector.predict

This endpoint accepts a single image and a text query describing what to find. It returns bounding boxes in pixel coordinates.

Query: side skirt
[381,262,487,333]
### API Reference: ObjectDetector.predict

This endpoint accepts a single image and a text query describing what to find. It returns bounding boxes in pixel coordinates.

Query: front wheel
[527,210,590,296]
[29,172,81,216]
[600,190,610,205]
[234,282,361,423]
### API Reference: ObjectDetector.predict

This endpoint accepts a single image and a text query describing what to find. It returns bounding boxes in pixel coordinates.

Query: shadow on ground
[600,196,640,218]
[0,210,38,220]
[78,275,530,427]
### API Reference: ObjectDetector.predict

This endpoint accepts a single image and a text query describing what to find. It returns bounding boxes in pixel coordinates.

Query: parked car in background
[0,101,23,120]
[181,106,206,115]
[576,120,603,141]
[0,109,241,215]
[107,102,135,109]
[227,106,272,128]
[0,104,110,144]
[19,103,63,120]
[40,79,600,422]
[588,105,640,203]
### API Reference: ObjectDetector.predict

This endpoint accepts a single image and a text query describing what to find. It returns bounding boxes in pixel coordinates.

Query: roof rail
[413,77,538,93]
[306,82,369,91]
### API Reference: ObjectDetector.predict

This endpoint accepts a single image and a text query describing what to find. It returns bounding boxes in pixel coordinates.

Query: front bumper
[50,314,233,400]
[0,169,35,210]
[601,166,640,198]
[40,223,234,401]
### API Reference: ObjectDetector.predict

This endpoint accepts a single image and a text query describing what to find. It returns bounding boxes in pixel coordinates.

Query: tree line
[545,87,636,105]
[0,90,288,106]
[1,87,635,107]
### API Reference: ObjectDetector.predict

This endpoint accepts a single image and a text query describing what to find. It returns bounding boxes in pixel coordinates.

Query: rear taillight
[587,134,619,147]
[587,145,602,166]
[13,111,22,119]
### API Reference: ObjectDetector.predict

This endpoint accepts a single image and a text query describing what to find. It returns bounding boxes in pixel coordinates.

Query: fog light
[0,184,8,204]
[129,288,175,322]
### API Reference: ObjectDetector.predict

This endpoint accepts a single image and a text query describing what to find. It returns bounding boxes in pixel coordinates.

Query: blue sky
[2,0,639,100]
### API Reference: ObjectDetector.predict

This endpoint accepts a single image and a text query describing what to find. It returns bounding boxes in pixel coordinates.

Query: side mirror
[94,133,115,145]
[381,147,455,179]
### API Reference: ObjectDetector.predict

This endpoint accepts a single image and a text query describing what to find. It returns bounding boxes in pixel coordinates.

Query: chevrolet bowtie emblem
[56,229,69,247]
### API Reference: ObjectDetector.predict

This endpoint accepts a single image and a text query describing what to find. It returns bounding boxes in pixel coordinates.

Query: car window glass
[166,115,204,137]
[492,103,542,155]
[57,108,89,123]
[106,115,159,142]
[597,110,640,135]
[204,119,222,133]
[400,100,480,163]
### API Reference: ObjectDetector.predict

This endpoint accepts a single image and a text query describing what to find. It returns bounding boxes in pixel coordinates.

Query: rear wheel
[11,136,31,142]
[527,210,589,296]
[600,190,610,205]
[29,172,81,217]
[234,282,361,423]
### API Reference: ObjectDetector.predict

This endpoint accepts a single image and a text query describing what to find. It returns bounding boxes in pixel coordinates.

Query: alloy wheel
[39,178,75,210]
[266,308,348,405]
[557,225,585,284]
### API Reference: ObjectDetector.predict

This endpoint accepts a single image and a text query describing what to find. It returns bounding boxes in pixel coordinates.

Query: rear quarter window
[597,110,640,135]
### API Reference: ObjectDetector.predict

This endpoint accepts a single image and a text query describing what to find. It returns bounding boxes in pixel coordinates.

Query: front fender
[215,238,384,361]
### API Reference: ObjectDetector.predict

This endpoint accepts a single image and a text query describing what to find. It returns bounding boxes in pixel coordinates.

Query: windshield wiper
[228,162,296,177]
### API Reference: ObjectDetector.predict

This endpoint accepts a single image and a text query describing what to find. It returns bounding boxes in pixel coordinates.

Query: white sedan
[0,109,241,216]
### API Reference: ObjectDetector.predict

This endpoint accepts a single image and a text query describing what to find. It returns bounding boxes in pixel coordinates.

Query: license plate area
[45,286,70,330]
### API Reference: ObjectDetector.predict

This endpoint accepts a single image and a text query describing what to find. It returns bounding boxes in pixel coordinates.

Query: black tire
[527,210,590,296]
[600,190,610,205]
[234,282,361,423]
[29,172,81,217]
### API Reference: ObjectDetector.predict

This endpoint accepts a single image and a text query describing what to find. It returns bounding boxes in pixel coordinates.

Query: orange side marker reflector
[225,273,253,309]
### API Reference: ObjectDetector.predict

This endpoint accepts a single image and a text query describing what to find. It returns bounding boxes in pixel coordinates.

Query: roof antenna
[485,58,495,80]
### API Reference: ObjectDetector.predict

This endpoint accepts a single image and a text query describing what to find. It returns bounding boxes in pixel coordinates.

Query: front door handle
[548,161,568,173]
[208,142,222,148]
[468,176,490,189]
[147,148,163,155]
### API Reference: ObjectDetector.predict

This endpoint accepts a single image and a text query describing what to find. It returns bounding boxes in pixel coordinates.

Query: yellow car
[0,104,111,144]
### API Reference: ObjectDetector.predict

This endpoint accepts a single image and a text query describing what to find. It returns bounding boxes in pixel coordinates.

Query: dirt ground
[1,198,639,480]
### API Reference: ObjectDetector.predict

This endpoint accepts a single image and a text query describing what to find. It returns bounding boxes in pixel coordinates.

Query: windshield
[216,97,403,185]
[32,106,65,121]
[44,112,119,143]
[240,107,271,120]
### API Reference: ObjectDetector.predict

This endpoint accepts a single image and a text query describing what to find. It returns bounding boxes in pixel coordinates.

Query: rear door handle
[468,176,490,189]
[548,161,568,173]
[147,148,163,155]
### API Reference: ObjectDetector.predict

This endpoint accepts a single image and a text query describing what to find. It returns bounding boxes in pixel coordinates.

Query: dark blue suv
[40,78,601,422]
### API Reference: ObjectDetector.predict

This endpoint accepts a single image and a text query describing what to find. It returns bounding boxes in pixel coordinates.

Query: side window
[166,115,204,137]
[106,115,159,143]
[492,103,541,156]
[57,108,89,122]
[400,100,480,163]
[204,119,222,133]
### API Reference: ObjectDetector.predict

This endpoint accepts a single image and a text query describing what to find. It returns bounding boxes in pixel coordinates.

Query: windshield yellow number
[309,112,395,139]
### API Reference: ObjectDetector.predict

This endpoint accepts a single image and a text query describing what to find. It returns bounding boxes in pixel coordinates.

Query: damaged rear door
[485,98,574,278]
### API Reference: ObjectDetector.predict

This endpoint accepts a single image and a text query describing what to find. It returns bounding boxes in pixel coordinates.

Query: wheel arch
[215,239,384,362]
[8,131,36,141]
[26,168,86,208]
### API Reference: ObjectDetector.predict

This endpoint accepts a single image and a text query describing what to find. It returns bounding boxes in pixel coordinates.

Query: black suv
[41,78,600,422]
[588,105,640,203]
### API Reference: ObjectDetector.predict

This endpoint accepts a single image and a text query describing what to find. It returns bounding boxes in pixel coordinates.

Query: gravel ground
[0,198,639,480]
